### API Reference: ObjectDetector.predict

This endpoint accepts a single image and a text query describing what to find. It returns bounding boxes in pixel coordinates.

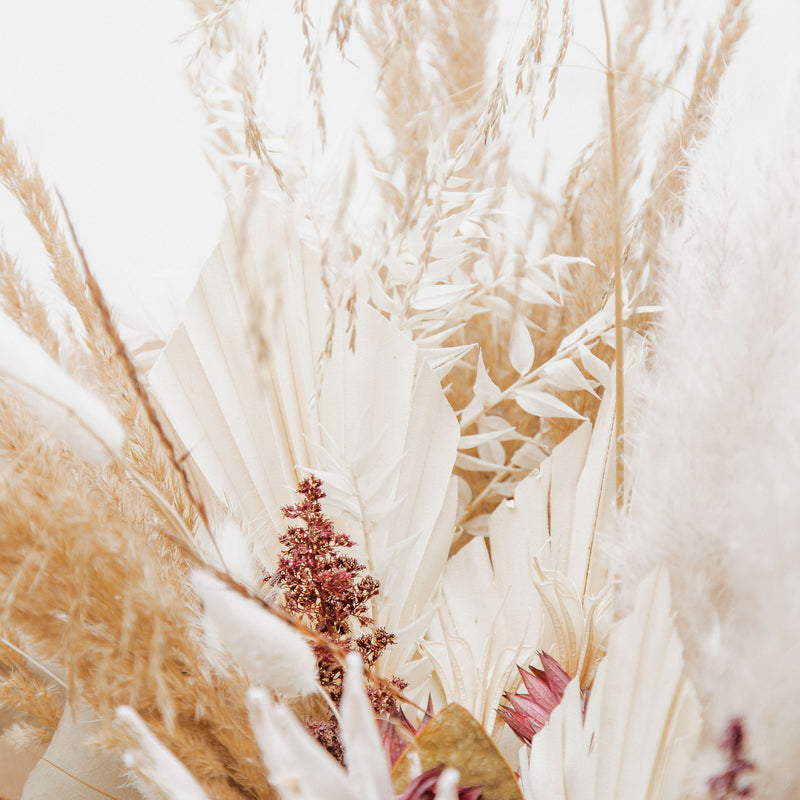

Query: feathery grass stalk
[600,0,624,506]
[56,191,210,532]
[0,636,66,690]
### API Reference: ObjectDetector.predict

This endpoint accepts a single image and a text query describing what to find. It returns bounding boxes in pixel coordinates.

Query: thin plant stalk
[600,0,624,506]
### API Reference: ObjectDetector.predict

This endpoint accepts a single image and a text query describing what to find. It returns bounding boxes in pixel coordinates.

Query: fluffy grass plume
[618,5,800,795]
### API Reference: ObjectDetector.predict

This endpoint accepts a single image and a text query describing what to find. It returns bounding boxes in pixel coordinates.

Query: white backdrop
[0,1,223,339]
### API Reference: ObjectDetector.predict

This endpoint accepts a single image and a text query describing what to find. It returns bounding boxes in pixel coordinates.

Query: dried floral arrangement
[2,1,799,799]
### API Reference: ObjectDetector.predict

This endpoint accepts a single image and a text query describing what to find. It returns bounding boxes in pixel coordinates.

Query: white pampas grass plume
[618,8,800,796]
[0,313,125,463]
[190,569,318,696]
[115,706,209,800]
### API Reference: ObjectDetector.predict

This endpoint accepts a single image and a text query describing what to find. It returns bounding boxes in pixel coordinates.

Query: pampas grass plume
[618,8,800,796]
[0,313,125,463]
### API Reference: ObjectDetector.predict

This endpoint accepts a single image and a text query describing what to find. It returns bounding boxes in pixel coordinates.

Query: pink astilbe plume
[276,476,397,695]
[497,652,571,746]
[274,476,405,757]
[708,718,756,799]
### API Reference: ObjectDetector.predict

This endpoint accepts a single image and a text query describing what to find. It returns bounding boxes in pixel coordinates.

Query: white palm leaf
[21,703,142,800]
[313,301,460,676]
[520,569,702,800]
[423,381,617,732]
[546,376,616,596]
[421,537,534,733]
[149,172,460,682]
[149,172,327,560]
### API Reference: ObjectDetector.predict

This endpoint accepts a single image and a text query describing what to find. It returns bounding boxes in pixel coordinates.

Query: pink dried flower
[395,765,482,800]
[276,476,404,758]
[378,696,434,766]
[708,718,756,799]
[276,475,395,701]
[497,652,572,746]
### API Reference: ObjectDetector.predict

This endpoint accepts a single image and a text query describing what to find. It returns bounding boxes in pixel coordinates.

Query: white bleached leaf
[477,437,505,465]
[247,688,354,800]
[518,571,701,800]
[536,254,595,269]
[566,374,617,595]
[557,297,614,353]
[510,442,547,469]
[536,254,593,303]
[423,535,540,735]
[149,172,326,560]
[315,303,459,678]
[191,570,318,696]
[458,424,516,450]
[0,314,125,464]
[509,314,535,375]
[429,396,620,744]
[519,679,585,800]
[455,452,508,472]
[473,350,502,407]
[115,707,208,800]
[21,702,141,800]
[410,283,476,311]
[578,344,611,388]
[513,386,586,421]
[421,343,476,378]
[586,570,702,800]
[340,654,394,800]
[516,275,560,306]
[542,358,597,396]
[631,304,662,315]
[460,350,502,423]
[463,512,491,537]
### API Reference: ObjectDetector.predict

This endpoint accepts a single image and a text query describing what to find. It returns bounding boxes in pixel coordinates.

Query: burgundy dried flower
[395,764,482,800]
[378,696,434,766]
[497,651,571,746]
[274,476,402,757]
[708,718,756,799]
[276,476,395,699]
[303,718,344,763]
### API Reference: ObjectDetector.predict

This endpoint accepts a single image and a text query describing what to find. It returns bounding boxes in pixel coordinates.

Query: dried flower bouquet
[2,1,798,799]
